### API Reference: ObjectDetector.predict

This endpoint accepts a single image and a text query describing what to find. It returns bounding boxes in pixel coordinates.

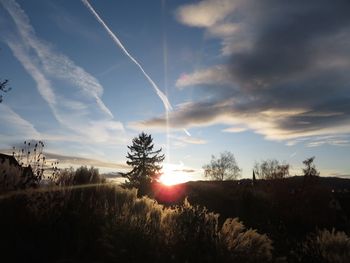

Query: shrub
[301,229,350,263]
[0,183,273,263]
[220,218,273,263]
[163,198,220,262]
[55,166,105,186]
[0,158,23,192]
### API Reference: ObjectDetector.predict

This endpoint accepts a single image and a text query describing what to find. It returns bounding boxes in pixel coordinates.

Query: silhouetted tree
[0,79,10,103]
[254,159,289,179]
[302,156,320,177]
[252,170,256,186]
[122,132,165,191]
[203,151,241,181]
[1,50,11,103]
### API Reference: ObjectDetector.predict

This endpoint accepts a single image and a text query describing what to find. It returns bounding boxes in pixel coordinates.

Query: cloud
[306,136,350,148]
[44,152,128,170]
[1,0,125,145]
[222,127,247,133]
[175,0,244,55]
[131,97,350,142]
[147,0,350,145]
[174,169,196,173]
[176,65,232,88]
[176,0,235,28]
[173,135,207,146]
[0,104,40,140]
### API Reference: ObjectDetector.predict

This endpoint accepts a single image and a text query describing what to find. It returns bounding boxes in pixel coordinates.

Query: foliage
[164,198,220,262]
[301,229,350,263]
[254,159,289,180]
[0,78,10,103]
[13,140,46,181]
[220,218,273,263]
[122,132,165,192]
[302,156,320,177]
[0,158,23,192]
[0,184,273,263]
[54,166,105,186]
[0,140,60,192]
[203,151,241,180]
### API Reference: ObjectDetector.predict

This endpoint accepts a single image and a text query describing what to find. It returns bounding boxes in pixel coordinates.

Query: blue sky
[0,0,349,180]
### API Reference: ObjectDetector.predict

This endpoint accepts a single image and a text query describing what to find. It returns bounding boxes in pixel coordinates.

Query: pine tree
[123,132,165,190]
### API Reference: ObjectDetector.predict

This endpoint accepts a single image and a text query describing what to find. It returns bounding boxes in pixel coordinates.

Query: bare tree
[302,156,320,177]
[1,50,11,103]
[0,79,10,103]
[254,159,289,180]
[203,151,241,181]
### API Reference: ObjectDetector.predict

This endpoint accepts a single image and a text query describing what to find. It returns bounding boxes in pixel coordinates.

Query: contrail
[81,0,191,136]
[81,0,172,111]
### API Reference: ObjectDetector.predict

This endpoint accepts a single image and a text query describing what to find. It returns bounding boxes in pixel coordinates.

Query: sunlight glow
[159,163,191,186]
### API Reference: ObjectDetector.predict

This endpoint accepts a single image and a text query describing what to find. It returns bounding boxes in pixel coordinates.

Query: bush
[0,157,40,192]
[55,166,105,186]
[220,218,273,263]
[0,184,274,263]
[301,229,350,263]
[163,198,220,262]
[0,158,23,192]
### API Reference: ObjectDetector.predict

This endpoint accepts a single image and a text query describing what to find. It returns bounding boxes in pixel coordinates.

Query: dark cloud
[230,0,350,88]
[133,0,350,143]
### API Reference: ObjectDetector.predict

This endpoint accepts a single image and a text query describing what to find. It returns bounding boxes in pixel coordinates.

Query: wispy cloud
[1,0,125,146]
[44,152,129,170]
[170,135,207,148]
[176,65,232,88]
[0,104,40,141]
[222,127,247,133]
[306,136,350,147]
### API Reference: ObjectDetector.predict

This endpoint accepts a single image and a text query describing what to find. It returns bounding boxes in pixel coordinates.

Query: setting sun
[159,163,191,186]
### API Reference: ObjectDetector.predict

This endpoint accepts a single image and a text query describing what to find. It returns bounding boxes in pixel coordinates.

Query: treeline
[203,151,320,181]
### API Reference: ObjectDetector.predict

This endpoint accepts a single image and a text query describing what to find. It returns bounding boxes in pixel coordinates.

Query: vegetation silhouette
[1,140,59,190]
[253,159,290,180]
[122,132,165,195]
[203,151,241,181]
[303,156,320,178]
[0,78,10,103]
[1,142,350,263]
[54,166,105,186]
[0,50,11,103]
[0,173,273,263]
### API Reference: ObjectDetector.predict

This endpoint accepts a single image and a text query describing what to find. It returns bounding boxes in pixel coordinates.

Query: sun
[159,163,190,186]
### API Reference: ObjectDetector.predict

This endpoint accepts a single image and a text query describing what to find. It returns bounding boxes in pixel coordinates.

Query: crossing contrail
[81,0,172,111]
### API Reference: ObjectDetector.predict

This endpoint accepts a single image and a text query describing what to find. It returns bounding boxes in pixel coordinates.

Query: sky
[0,0,349,181]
